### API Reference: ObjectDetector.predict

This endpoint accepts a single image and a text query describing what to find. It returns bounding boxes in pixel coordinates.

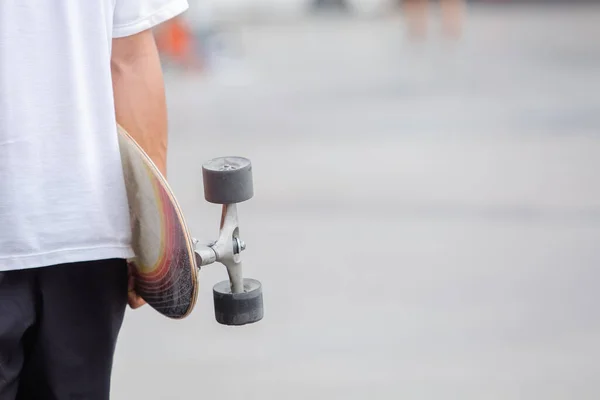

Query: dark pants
[0,259,128,400]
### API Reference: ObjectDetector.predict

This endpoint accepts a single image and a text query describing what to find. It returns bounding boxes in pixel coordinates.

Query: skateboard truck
[195,204,246,292]
[193,156,264,326]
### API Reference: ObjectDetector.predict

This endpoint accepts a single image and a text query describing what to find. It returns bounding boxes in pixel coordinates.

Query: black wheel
[213,278,263,326]
[202,156,253,204]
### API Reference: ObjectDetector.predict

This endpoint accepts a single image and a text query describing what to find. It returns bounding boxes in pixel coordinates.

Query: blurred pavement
[112,4,600,399]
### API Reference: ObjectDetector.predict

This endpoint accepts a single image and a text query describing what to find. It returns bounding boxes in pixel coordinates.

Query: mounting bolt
[233,238,246,254]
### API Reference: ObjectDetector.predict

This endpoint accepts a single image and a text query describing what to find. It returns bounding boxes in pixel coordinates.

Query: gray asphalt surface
[111,4,600,399]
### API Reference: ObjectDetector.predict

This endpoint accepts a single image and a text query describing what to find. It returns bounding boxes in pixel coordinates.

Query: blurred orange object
[155,17,203,70]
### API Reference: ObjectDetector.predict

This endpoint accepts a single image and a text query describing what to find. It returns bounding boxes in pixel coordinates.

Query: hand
[127,262,147,309]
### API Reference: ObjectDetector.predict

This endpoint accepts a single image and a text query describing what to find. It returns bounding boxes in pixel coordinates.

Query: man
[0,0,188,398]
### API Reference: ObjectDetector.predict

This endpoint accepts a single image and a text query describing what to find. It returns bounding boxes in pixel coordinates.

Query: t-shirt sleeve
[113,0,189,38]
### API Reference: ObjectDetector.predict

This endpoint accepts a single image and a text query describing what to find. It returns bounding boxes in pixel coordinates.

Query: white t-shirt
[0,0,188,271]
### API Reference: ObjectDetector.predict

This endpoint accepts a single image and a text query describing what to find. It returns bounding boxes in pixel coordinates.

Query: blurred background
[112,1,600,399]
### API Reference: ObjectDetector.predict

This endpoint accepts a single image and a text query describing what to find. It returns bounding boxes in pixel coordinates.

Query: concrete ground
[111,4,600,399]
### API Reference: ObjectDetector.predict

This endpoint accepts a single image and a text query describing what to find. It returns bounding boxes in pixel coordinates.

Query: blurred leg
[441,0,465,38]
[403,0,429,39]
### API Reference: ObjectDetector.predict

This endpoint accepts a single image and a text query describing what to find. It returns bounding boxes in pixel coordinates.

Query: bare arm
[112,29,167,309]
[111,29,168,176]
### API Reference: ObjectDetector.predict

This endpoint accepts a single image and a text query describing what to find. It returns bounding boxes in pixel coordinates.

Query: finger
[128,293,143,307]
[128,292,147,309]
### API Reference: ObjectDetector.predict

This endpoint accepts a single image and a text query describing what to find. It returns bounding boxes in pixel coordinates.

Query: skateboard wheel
[202,157,253,204]
[213,278,263,326]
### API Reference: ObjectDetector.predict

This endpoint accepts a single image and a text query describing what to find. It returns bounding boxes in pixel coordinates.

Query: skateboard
[117,124,263,325]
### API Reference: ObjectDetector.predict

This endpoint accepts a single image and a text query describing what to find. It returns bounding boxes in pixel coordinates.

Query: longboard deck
[117,124,198,319]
